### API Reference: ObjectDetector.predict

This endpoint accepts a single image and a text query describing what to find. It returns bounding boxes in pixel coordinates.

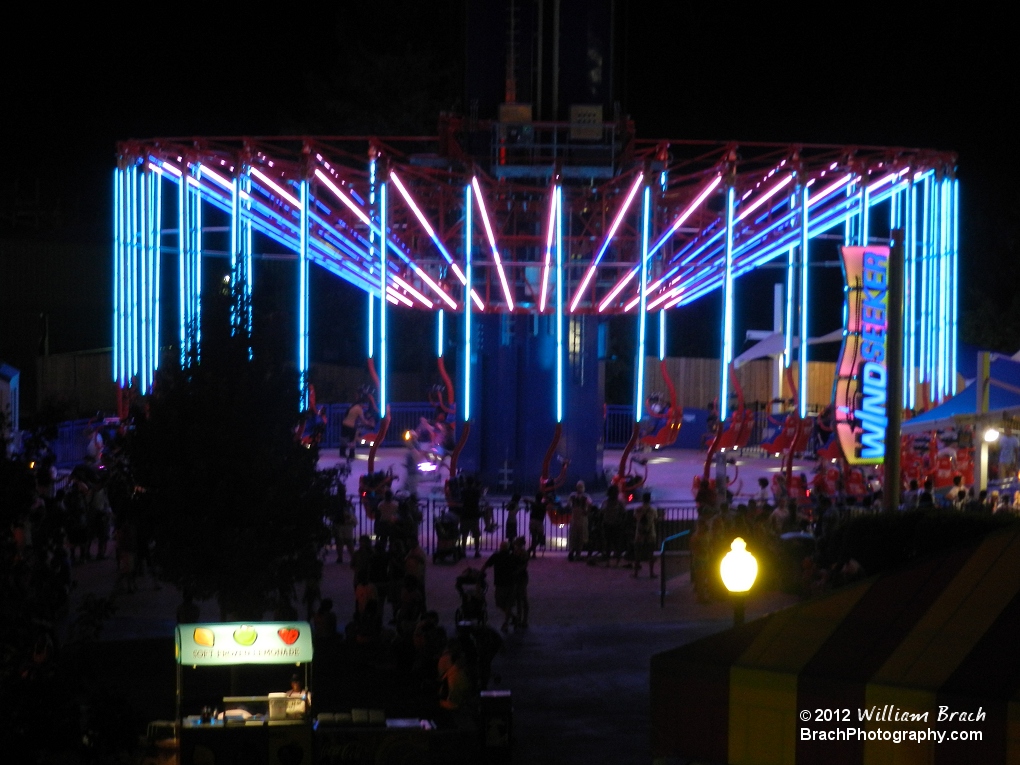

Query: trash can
[479,689,512,762]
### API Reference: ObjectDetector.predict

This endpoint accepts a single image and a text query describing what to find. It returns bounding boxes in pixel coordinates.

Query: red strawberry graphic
[278,627,300,645]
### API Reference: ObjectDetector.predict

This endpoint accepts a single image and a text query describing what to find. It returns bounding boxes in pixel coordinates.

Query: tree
[129,287,330,619]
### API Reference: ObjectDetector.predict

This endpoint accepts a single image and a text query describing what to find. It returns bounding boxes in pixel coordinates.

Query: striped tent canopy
[652,525,1020,765]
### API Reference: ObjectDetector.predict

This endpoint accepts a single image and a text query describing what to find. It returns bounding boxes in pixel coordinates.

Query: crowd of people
[301,483,505,720]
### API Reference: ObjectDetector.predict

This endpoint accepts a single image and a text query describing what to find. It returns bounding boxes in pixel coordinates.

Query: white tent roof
[733,329,844,368]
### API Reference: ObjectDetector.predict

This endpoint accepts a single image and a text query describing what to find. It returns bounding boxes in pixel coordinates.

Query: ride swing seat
[639,360,683,450]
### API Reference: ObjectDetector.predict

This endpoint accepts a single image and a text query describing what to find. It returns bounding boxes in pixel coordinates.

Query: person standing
[901,479,920,511]
[481,542,517,633]
[375,490,399,551]
[504,493,521,543]
[997,428,1020,481]
[459,476,483,558]
[600,485,627,567]
[331,493,358,565]
[632,492,660,578]
[341,399,369,461]
[566,482,592,562]
[89,479,113,561]
[527,493,546,559]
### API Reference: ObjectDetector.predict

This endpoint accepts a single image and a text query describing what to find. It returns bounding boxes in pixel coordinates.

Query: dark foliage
[128,288,330,619]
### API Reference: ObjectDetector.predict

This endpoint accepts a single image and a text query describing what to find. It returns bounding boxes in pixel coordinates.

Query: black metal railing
[339,498,700,561]
[659,530,692,608]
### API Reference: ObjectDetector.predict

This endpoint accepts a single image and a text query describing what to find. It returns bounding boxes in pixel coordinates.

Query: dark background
[2,2,1015,413]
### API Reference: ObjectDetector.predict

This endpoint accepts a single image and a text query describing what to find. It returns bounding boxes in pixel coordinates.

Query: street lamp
[720,537,757,627]
[984,428,1000,443]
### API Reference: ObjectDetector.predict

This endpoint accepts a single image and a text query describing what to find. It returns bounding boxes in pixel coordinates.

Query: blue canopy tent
[902,356,1020,433]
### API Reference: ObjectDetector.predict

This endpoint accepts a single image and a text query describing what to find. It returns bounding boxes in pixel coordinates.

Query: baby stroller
[454,566,488,626]
[433,510,465,564]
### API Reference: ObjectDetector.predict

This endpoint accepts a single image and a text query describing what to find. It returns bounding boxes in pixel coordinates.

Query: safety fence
[659,530,692,607]
[55,418,92,467]
[320,402,438,449]
[338,497,700,562]
[604,403,784,450]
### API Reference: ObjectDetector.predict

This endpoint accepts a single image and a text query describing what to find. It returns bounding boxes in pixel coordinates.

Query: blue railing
[321,402,440,449]
[54,418,92,468]
[604,405,634,448]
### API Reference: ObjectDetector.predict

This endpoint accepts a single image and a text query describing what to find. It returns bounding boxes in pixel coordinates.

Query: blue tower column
[560,314,604,487]
[470,313,603,491]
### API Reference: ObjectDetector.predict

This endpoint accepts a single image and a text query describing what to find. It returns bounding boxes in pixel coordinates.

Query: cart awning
[176,622,313,666]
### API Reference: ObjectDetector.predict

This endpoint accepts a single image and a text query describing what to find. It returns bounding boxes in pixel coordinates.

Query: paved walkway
[75,554,795,764]
[70,448,804,763]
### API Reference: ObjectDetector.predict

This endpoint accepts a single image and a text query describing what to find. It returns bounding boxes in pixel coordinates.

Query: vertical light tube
[931,178,939,400]
[464,183,473,422]
[125,166,133,383]
[861,185,871,246]
[783,194,799,371]
[141,168,151,390]
[299,180,309,409]
[177,171,186,365]
[940,180,947,399]
[946,179,954,395]
[120,168,129,385]
[367,295,374,358]
[141,169,147,390]
[242,166,253,339]
[719,186,735,421]
[231,175,239,332]
[844,179,855,246]
[635,186,652,423]
[936,180,943,400]
[129,165,139,384]
[153,170,162,376]
[799,185,810,419]
[555,185,564,423]
[658,309,666,361]
[907,182,917,409]
[379,181,388,414]
[369,156,377,267]
[193,168,203,359]
[437,309,444,357]
[112,169,120,383]
[919,175,930,395]
[787,197,795,369]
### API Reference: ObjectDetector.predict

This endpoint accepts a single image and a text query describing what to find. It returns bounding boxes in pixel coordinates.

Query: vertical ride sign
[834,246,890,464]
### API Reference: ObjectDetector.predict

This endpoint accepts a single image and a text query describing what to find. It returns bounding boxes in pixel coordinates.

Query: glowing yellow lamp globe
[720,537,758,594]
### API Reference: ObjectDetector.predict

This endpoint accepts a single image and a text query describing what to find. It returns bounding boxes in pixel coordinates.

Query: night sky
[3,4,1014,378]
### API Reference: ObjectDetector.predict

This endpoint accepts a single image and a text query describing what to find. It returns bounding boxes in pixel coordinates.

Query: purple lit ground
[68,447,804,763]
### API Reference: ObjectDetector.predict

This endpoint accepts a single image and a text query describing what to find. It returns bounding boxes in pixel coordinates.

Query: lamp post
[720,537,757,627]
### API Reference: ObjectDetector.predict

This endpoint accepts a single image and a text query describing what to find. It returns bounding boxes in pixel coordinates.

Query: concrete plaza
[71,447,804,763]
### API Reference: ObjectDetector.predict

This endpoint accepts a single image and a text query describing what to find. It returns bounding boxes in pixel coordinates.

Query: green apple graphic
[233,625,258,646]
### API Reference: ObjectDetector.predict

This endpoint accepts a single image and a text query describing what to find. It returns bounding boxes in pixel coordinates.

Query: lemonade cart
[175,621,314,765]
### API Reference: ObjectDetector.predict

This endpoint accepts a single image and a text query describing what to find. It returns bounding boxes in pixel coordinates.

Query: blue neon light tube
[379,182,387,414]
[299,181,309,408]
[720,186,735,421]
[464,184,472,422]
[636,186,651,423]
[555,185,563,423]
[799,185,810,419]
